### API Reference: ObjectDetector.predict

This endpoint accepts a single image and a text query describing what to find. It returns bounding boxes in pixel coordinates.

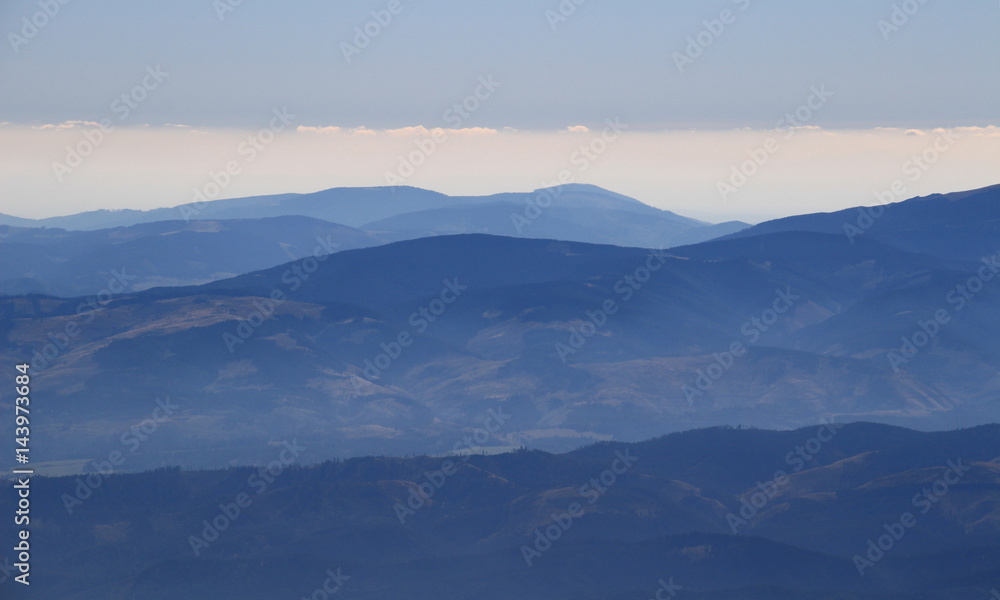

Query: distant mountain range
[2,183,998,470]
[7,423,999,599]
[0,184,747,295]
[0,184,726,232]
[722,183,1000,263]
[0,216,384,296]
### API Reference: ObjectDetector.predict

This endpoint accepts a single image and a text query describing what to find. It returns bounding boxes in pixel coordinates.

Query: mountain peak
[938,182,1000,202]
[311,185,444,196]
[531,182,643,203]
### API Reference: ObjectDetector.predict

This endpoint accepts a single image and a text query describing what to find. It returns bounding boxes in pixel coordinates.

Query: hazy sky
[1,0,998,222]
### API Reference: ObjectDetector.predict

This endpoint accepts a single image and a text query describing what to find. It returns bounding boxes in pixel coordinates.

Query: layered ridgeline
[0,184,748,296]
[1,185,998,470]
[721,183,1000,263]
[0,216,385,296]
[3,424,999,599]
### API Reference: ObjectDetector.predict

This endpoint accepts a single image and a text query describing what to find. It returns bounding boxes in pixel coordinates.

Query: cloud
[566,125,590,133]
[31,120,104,130]
[904,129,926,136]
[155,123,208,134]
[448,127,498,136]
[296,125,342,134]
[953,125,1000,137]
[291,124,503,137]
[386,126,433,137]
[381,125,500,137]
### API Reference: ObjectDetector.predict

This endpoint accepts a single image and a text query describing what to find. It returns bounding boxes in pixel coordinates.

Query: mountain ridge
[5,422,998,600]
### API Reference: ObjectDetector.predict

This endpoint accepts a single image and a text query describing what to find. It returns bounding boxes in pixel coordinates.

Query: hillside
[3,228,998,470]
[3,423,998,600]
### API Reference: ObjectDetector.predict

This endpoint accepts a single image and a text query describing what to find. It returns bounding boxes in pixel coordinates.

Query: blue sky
[1,0,998,220]
[3,0,998,129]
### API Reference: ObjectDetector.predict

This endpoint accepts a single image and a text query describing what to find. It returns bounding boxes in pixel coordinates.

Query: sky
[1,0,998,223]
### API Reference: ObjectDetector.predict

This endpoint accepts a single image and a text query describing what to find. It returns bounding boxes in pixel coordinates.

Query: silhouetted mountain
[722,184,1000,263]
[0,216,383,296]
[0,183,738,233]
[3,226,999,471]
[0,187,450,230]
[362,202,746,248]
[5,424,998,600]
[0,185,747,295]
